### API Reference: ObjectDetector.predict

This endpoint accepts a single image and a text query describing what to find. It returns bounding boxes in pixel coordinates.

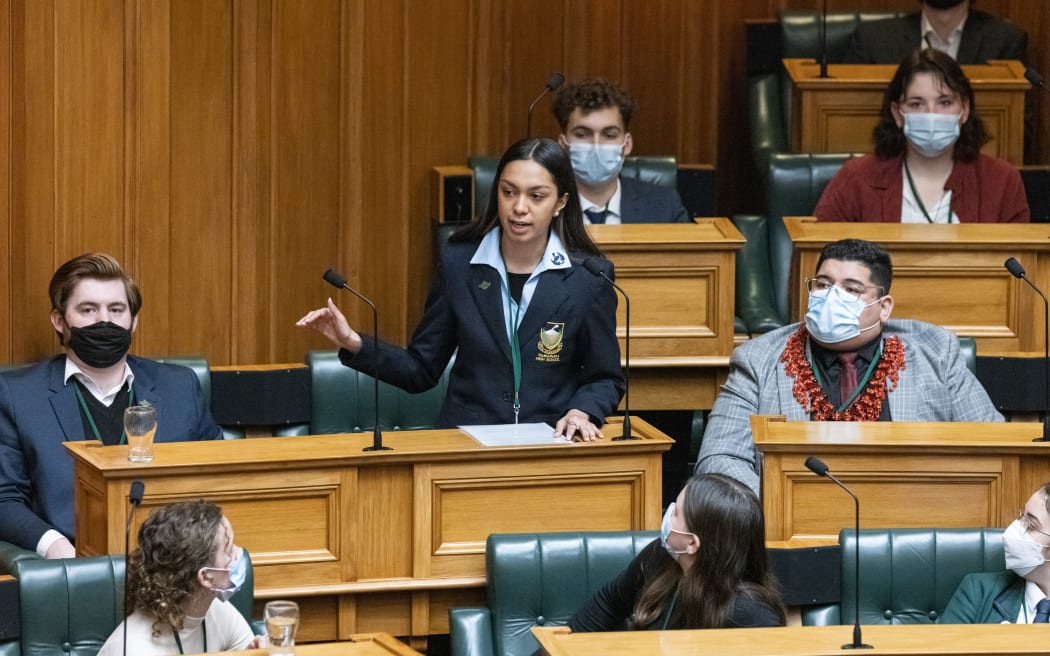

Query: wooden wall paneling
[273,0,345,362]
[468,0,508,158]
[504,1,566,148]
[559,0,624,143]
[126,0,171,358]
[231,0,274,364]
[0,0,11,360]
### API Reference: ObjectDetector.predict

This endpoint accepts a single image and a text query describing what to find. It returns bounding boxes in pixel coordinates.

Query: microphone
[1004,257,1050,442]
[582,257,634,440]
[818,0,830,79]
[124,479,144,656]
[804,457,872,650]
[526,72,565,138]
[323,269,391,451]
[1025,68,1047,92]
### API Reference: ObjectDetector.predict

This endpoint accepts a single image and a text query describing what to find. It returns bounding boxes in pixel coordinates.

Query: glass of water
[265,600,299,655]
[124,404,157,463]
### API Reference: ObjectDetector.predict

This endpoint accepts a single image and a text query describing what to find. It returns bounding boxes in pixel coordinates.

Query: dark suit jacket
[844,10,1028,65]
[342,240,625,427]
[619,176,689,224]
[0,355,223,550]
[941,571,1025,624]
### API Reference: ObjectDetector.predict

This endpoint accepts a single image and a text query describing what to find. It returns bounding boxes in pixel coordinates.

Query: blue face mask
[202,547,247,602]
[902,112,961,158]
[660,502,695,561]
[567,142,624,186]
[805,288,882,344]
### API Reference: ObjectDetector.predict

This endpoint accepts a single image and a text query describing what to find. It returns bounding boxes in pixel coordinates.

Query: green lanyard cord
[72,382,135,445]
[812,342,883,413]
[172,620,206,654]
[506,297,523,424]
[903,158,945,224]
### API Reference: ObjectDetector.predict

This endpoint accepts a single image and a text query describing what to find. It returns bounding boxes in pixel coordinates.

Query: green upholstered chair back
[803,528,1004,627]
[11,551,254,656]
[767,152,856,323]
[154,356,210,403]
[467,155,678,221]
[306,350,452,433]
[449,531,658,656]
[730,214,784,335]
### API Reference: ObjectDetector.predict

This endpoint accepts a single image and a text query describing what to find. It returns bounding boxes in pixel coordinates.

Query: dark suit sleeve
[669,199,689,224]
[728,590,783,627]
[568,259,625,424]
[0,374,57,550]
[843,22,878,64]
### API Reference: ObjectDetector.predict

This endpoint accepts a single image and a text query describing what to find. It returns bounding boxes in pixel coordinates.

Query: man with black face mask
[0,253,222,558]
[694,239,1001,495]
[844,0,1028,66]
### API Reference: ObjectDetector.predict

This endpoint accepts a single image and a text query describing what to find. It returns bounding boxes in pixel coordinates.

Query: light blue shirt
[469,227,572,343]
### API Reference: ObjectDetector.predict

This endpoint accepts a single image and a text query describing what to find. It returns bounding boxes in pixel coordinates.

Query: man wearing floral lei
[695,238,1002,494]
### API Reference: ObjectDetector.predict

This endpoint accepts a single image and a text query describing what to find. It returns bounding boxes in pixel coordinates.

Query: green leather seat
[306,350,452,433]
[449,531,658,656]
[802,528,1004,626]
[0,551,256,656]
[155,356,246,440]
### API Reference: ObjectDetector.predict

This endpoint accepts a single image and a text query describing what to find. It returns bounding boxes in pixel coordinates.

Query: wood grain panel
[0,0,11,357]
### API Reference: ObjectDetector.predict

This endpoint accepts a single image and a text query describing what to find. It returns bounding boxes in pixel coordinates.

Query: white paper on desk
[459,423,567,446]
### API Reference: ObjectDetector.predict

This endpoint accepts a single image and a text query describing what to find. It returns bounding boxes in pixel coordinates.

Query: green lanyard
[72,382,135,445]
[903,158,945,224]
[506,296,523,424]
[812,342,883,413]
[172,620,206,654]
[662,586,681,630]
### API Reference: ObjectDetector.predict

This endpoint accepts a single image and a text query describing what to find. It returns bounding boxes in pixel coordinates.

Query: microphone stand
[123,480,144,656]
[818,0,830,79]
[582,259,635,440]
[1004,258,1050,441]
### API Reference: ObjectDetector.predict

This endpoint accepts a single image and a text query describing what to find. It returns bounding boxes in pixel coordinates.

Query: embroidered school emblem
[536,322,564,362]
[478,280,491,290]
[550,252,565,266]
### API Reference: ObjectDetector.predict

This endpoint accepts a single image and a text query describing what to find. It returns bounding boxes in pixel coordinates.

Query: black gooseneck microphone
[1026,68,1048,93]
[1004,257,1050,442]
[526,72,565,138]
[323,269,390,451]
[583,257,635,440]
[805,457,872,650]
[123,479,145,656]
[818,0,830,79]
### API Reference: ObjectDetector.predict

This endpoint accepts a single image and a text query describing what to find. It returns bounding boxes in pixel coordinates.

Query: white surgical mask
[902,112,961,158]
[1004,520,1048,578]
[660,502,695,561]
[805,288,882,344]
[202,547,247,603]
[568,142,624,186]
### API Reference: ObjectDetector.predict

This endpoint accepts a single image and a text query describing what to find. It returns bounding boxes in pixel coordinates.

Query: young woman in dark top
[570,473,785,631]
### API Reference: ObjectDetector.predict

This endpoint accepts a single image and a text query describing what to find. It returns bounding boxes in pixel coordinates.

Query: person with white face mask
[942,483,1050,624]
[696,238,1001,495]
[815,48,1028,224]
[551,78,688,225]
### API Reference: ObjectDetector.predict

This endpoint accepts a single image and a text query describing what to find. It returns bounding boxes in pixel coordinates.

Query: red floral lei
[780,325,906,421]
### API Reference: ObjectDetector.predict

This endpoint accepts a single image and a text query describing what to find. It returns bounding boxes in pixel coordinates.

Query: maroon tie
[838,352,859,407]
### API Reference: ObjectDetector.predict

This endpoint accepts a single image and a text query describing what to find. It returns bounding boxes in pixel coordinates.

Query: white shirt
[63,357,135,406]
[921,11,967,61]
[97,598,254,655]
[1014,580,1050,624]
[900,162,958,224]
[579,178,623,225]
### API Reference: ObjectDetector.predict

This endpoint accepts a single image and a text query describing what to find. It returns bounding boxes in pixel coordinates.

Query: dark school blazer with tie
[844,10,1028,65]
[342,239,625,428]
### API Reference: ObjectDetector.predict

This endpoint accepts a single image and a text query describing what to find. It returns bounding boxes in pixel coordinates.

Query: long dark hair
[451,138,602,257]
[632,474,785,629]
[873,48,987,161]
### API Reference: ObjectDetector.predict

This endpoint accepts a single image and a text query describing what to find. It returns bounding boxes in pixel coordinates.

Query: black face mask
[68,321,133,369]
[924,0,965,10]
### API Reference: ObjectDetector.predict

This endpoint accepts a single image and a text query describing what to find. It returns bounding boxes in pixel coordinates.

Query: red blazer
[814,153,1029,223]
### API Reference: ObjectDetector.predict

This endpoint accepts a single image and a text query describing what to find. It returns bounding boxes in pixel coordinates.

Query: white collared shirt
[579,178,623,225]
[900,162,958,224]
[921,11,967,61]
[469,226,572,341]
[1015,580,1049,624]
[63,357,135,406]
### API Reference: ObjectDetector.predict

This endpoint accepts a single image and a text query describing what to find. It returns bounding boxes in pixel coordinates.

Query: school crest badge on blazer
[536,322,564,362]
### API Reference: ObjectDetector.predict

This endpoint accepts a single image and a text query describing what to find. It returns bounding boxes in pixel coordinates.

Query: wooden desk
[532,623,1050,655]
[191,633,420,655]
[66,419,671,646]
[587,219,743,409]
[752,415,1050,545]
[785,217,1050,356]
[784,59,1029,165]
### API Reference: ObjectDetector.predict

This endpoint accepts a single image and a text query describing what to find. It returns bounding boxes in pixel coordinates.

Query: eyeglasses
[1017,511,1050,539]
[805,277,884,303]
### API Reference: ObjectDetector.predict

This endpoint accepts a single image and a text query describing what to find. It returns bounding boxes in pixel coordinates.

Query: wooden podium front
[66,419,670,646]
[533,623,1050,656]
[785,217,1050,355]
[784,58,1029,165]
[752,415,1050,545]
[587,219,743,409]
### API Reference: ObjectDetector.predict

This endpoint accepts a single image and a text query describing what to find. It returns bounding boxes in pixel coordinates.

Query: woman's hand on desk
[555,410,604,442]
[296,298,364,353]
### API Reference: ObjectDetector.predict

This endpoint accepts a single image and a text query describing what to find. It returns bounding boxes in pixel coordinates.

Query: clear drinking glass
[124,404,157,463]
[265,600,300,655]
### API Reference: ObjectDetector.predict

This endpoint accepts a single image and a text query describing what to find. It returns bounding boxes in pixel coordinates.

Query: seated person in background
[551,77,688,224]
[0,253,222,558]
[298,139,624,441]
[844,0,1028,65]
[815,48,1028,224]
[568,473,785,632]
[98,500,264,655]
[942,482,1050,624]
[696,238,1001,494]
